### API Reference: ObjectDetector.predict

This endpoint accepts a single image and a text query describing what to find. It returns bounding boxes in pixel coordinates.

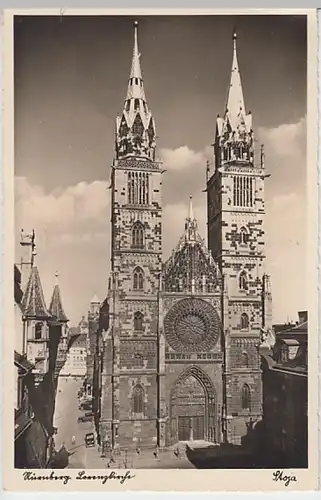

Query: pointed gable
[163,197,221,293]
[49,284,68,323]
[21,267,51,319]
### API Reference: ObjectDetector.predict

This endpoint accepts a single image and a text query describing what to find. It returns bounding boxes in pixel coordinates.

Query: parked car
[85,411,94,417]
[85,432,95,448]
[77,415,93,423]
[79,403,92,411]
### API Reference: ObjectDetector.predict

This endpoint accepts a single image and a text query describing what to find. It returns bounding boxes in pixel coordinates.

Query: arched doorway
[169,366,216,444]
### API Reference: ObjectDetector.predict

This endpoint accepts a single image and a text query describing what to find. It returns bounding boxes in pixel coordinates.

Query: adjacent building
[60,334,87,378]
[98,24,272,451]
[260,311,308,467]
[14,231,69,468]
[85,295,101,396]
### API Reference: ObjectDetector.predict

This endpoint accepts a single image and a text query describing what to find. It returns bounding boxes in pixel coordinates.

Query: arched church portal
[169,366,216,445]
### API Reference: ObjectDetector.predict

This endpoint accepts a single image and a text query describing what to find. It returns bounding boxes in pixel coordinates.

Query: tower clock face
[164,297,220,352]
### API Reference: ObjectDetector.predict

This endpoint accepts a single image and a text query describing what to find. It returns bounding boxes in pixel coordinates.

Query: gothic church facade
[100,23,272,450]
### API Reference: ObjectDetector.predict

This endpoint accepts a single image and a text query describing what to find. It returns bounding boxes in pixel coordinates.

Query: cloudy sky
[14,14,307,325]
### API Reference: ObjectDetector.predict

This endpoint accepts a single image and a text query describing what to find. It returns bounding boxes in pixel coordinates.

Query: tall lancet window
[127,172,149,205]
[241,384,251,411]
[134,311,144,331]
[132,222,144,249]
[239,271,248,291]
[132,384,144,414]
[133,267,144,291]
[233,176,254,208]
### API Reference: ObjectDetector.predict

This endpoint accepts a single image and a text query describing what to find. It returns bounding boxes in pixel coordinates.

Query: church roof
[49,273,68,323]
[21,266,51,319]
[163,196,221,293]
[115,21,156,162]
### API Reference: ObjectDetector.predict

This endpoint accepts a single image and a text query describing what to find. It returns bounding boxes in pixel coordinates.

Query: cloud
[257,116,306,197]
[161,146,211,172]
[15,117,307,324]
[15,177,110,235]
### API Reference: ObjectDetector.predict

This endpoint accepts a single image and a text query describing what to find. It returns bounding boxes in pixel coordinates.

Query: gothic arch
[169,365,217,444]
[170,365,217,399]
[133,267,144,291]
[238,270,248,291]
[239,226,249,245]
[132,384,144,414]
[241,383,251,410]
[132,221,145,249]
[240,312,249,330]
[134,311,144,331]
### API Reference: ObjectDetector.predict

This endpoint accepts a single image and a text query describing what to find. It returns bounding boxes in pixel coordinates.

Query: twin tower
[100,22,272,450]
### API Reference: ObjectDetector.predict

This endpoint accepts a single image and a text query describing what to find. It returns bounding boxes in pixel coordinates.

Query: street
[53,377,95,468]
[53,376,195,469]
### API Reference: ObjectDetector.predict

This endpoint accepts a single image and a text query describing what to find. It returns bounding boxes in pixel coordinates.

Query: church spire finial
[188,194,194,221]
[55,270,59,285]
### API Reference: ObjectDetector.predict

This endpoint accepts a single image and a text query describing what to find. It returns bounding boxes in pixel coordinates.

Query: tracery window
[241,352,249,367]
[134,311,144,331]
[132,384,144,414]
[233,176,253,207]
[240,313,249,330]
[240,227,249,245]
[132,222,144,249]
[127,172,149,205]
[133,267,144,291]
[241,384,251,410]
[239,271,248,291]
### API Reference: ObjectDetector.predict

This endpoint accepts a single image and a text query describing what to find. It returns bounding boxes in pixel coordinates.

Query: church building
[99,23,272,450]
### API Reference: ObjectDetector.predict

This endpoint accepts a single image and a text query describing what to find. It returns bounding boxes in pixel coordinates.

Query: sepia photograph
[3,8,318,492]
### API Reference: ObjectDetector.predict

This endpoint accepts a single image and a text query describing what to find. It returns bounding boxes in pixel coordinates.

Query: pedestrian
[71,435,76,445]
[153,445,159,460]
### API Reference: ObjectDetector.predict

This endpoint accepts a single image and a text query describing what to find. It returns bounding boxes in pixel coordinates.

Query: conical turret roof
[21,266,51,319]
[49,273,68,323]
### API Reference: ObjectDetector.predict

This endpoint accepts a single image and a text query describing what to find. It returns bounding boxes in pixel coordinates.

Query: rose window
[164,298,220,352]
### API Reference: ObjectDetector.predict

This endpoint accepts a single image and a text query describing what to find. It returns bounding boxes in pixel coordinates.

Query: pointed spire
[188,194,194,221]
[21,267,51,319]
[130,21,142,80]
[126,21,146,102]
[184,195,198,243]
[225,32,246,126]
[49,272,68,323]
[214,32,254,168]
[116,21,156,161]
